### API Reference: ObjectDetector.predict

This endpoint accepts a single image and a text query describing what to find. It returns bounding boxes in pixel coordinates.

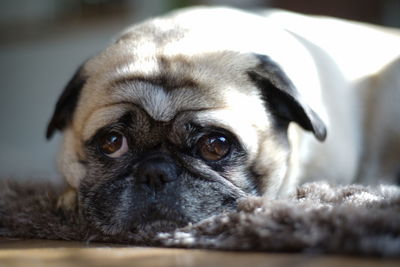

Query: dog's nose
[136,155,181,190]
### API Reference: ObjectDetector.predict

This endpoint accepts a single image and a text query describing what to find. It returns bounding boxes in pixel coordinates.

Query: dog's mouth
[86,202,191,235]
[81,171,243,235]
[132,204,191,233]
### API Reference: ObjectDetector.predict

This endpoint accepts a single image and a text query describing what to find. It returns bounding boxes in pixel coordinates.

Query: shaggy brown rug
[0,181,399,257]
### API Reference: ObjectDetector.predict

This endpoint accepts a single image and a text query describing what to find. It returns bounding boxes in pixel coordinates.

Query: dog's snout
[136,156,181,190]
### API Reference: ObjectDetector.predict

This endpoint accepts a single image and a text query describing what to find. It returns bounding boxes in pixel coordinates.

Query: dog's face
[46,10,326,234]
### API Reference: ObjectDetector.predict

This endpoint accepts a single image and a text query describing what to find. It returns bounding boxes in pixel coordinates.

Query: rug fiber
[0,181,399,257]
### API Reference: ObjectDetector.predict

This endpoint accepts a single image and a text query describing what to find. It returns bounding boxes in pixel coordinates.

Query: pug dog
[46,7,400,234]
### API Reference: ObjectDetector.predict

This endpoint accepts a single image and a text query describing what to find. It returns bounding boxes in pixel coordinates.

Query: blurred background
[0,0,399,182]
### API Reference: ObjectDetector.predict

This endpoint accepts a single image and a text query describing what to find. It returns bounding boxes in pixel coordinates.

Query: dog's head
[46,8,326,234]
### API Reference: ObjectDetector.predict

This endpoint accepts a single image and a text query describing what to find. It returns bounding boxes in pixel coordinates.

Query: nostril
[135,157,180,190]
[162,165,180,183]
[145,174,153,185]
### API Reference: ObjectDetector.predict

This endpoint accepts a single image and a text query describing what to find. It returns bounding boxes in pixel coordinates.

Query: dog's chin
[86,202,193,235]
[91,214,190,236]
[81,172,241,235]
[130,204,192,233]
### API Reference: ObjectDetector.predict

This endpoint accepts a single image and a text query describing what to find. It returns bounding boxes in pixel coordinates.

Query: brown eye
[98,131,128,158]
[197,134,231,161]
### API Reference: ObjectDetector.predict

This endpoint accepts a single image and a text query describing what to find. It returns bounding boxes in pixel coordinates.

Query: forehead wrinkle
[79,102,137,141]
[111,79,218,122]
[79,100,225,142]
[108,74,199,92]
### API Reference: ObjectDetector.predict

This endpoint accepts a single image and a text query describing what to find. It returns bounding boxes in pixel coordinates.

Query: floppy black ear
[46,64,87,140]
[247,54,327,141]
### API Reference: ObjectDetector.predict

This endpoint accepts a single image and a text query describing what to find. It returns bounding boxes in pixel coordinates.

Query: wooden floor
[0,238,398,267]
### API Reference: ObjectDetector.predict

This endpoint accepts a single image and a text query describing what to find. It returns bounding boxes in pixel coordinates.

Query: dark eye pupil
[100,132,122,155]
[198,135,230,161]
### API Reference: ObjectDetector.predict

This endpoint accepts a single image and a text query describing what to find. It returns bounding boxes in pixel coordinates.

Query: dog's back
[261,9,400,188]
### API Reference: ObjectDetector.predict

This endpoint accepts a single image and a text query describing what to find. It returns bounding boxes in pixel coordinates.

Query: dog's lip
[130,204,191,231]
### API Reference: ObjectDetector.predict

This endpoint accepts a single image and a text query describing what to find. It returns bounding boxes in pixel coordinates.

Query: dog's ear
[46,63,87,140]
[247,54,327,141]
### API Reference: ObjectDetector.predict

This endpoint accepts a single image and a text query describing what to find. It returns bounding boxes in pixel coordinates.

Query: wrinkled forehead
[72,50,262,140]
[79,84,221,141]
[78,90,269,161]
[78,80,269,142]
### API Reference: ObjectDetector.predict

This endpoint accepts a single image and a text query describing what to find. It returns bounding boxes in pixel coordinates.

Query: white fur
[59,7,400,197]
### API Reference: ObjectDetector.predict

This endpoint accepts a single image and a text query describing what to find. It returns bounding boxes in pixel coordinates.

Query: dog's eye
[98,131,128,158]
[197,134,230,161]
